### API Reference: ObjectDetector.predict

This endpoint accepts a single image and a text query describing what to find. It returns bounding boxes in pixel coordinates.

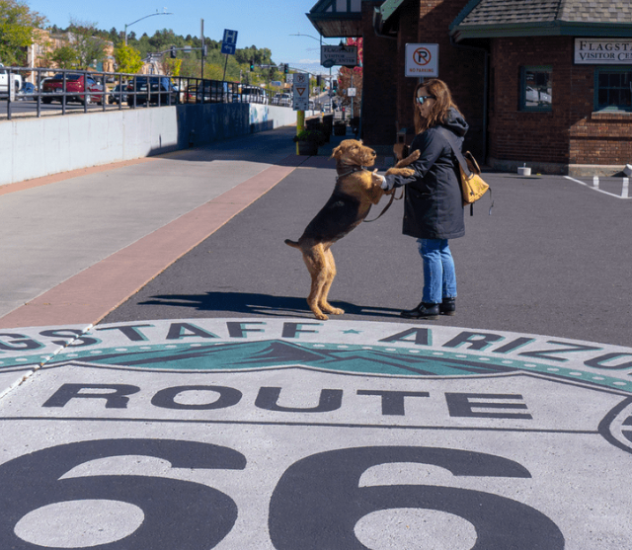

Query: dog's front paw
[395,149,420,168]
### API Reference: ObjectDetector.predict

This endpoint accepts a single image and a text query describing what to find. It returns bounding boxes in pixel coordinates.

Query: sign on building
[574,39,632,64]
[221,29,238,55]
[321,45,358,68]
[405,43,439,77]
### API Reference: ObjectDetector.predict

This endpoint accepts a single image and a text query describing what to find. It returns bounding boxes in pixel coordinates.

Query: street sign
[405,43,439,77]
[293,73,309,111]
[221,29,238,55]
[347,87,356,97]
[321,45,358,67]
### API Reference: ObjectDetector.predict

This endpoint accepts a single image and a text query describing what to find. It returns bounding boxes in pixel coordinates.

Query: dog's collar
[335,165,367,182]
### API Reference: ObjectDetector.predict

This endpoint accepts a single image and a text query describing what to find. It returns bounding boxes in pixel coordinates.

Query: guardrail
[1,66,278,120]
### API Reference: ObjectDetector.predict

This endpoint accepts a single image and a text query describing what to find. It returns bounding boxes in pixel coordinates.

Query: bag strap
[437,126,493,217]
[364,186,404,222]
[436,127,471,176]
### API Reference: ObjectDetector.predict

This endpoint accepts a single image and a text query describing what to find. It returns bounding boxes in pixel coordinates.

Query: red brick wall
[362,0,486,155]
[361,1,398,146]
[489,36,632,166]
[570,113,632,166]
[401,0,486,158]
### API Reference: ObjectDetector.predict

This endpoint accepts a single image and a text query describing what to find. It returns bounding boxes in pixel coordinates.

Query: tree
[114,43,143,74]
[51,45,77,69]
[0,0,46,65]
[337,66,363,110]
[159,57,182,77]
[68,18,106,69]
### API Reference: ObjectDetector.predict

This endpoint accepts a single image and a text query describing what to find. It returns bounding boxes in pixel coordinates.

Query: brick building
[308,0,632,175]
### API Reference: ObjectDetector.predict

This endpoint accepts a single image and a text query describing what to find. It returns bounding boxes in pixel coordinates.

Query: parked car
[17,81,37,101]
[279,93,292,107]
[41,73,105,105]
[127,76,178,106]
[0,63,22,97]
[108,83,128,104]
[271,93,282,105]
[241,85,268,104]
[184,81,231,104]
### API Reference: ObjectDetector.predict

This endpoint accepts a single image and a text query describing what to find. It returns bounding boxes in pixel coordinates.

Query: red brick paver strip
[0,163,296,328]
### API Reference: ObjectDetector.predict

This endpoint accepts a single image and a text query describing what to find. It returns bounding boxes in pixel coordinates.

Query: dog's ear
[330,145,342,160]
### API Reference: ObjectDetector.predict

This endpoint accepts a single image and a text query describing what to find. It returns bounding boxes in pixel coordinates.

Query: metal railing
[1,66,278,120]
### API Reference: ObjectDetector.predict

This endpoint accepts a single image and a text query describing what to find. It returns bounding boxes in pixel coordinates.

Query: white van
[241,86,268,104]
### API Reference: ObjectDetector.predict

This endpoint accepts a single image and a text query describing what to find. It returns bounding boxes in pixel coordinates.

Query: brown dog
[285,139,420,319]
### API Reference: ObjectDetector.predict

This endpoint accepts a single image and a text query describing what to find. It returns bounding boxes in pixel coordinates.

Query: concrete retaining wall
[1,103,301,186]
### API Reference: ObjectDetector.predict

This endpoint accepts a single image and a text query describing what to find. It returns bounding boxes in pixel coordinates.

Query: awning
[373,0,410,36]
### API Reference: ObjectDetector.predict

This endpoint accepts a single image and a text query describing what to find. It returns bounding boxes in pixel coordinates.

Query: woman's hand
[371,169,387,188]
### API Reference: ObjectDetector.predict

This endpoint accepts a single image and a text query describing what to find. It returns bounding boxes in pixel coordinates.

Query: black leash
[364,186,404,222]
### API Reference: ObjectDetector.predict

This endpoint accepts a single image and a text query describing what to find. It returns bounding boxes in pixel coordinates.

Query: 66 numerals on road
[0,439,564,549]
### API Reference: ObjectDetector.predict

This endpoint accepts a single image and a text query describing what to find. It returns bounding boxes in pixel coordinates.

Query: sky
[26,0,340,74]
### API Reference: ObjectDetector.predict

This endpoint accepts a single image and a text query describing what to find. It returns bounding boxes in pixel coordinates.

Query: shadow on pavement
[139,291,402,319]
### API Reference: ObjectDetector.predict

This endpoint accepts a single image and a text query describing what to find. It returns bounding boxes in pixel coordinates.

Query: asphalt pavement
[99,134,632,348]
[1,123,631,550]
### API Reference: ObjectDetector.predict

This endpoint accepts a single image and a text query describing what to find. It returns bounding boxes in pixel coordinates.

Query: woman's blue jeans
[417,238,457,304]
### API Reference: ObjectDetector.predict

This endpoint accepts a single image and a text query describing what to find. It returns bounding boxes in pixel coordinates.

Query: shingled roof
[451,0,632,40]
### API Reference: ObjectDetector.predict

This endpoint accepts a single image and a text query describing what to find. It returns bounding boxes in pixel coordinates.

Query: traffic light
[316,75,322,87]
[284,63,289,74]
[170,46,176,59]
[332,79,338,91]
[250,59,255,72]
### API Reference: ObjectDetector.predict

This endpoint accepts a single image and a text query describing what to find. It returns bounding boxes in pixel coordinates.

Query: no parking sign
[406,43,439,77]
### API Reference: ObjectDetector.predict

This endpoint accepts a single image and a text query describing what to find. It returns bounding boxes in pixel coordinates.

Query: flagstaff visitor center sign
[575,38,632,64]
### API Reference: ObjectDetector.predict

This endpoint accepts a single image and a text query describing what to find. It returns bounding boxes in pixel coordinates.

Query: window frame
[519,65,552,113]
[593,66,632,113]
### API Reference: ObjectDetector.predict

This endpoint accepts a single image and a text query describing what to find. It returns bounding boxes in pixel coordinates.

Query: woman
[376,79,468,319]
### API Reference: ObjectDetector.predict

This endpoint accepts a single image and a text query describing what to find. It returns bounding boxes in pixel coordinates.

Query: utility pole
[200,19,205,79]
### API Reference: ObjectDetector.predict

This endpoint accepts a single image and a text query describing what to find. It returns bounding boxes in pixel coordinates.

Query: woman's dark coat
[386,108,468,240]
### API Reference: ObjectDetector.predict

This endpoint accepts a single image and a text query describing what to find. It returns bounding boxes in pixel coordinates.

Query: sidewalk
[0,124,360,329]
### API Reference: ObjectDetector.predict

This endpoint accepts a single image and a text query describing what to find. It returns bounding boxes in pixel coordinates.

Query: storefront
[309,0,632,174]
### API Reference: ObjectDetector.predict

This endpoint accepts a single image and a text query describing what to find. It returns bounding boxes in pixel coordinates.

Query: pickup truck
[0,64,22,98]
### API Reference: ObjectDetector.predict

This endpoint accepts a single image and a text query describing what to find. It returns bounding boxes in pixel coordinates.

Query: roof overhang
[451,20,632,42]
[307,0,364,38]
[307,12,364,37]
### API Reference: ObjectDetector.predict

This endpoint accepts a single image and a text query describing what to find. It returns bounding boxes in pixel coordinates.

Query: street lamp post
[125,10,174,46]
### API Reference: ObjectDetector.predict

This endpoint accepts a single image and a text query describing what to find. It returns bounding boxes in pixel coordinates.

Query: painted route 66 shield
[0,318,631,549]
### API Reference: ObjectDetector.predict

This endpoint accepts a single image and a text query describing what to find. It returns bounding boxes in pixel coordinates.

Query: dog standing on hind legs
[285,139,420,320]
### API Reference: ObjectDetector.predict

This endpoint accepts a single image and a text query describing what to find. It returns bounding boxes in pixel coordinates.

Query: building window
[594,67,632,112]
[520,66,552,112]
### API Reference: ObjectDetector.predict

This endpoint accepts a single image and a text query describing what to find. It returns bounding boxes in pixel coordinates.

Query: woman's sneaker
[440,297,456,316]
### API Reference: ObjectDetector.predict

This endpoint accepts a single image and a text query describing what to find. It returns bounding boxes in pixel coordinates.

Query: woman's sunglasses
[415,95,434,105]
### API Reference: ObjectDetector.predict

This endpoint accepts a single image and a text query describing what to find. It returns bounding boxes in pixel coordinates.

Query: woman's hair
[413,79,462,134]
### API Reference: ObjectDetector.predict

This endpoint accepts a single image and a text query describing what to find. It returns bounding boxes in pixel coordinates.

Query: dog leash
[364,186,404,222]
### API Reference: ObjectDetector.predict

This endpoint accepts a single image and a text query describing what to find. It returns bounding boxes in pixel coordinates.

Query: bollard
[592,176,599,189]
[623,177,629,198]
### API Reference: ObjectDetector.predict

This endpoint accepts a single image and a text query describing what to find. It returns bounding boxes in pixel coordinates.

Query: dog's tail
[284,239,301,249]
